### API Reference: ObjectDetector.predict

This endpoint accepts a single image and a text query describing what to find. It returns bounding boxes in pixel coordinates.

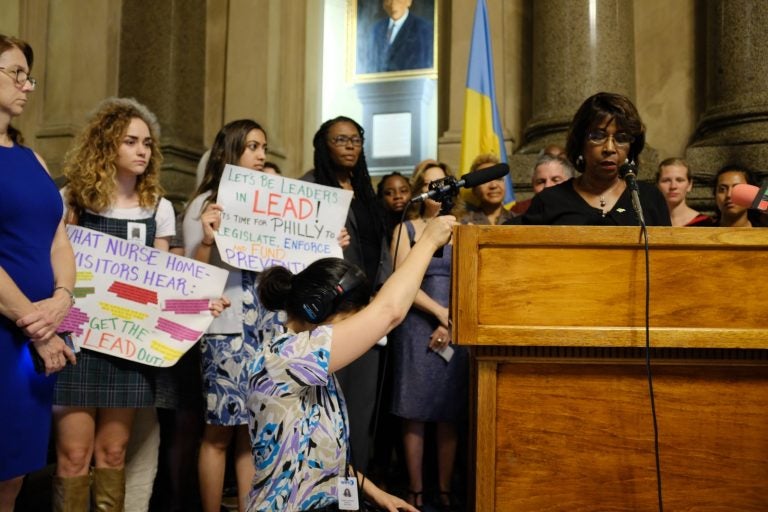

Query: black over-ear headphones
[299,265,367,323]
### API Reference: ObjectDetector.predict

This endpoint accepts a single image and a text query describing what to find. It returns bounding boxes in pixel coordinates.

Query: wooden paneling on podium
[452,226,768,511]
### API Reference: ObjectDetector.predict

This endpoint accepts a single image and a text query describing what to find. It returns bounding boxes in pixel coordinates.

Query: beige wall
[634,0,697,162]
[0,1,21,36]
[217,0,308,178]
[12,0,121,175]
[4,0,713,196]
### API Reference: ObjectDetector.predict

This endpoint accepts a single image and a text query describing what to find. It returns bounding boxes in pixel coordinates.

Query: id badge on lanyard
[337,476,359,510]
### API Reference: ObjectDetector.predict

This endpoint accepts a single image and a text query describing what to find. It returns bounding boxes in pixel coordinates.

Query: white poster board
[59,225,229,367]
[214,165,353,272]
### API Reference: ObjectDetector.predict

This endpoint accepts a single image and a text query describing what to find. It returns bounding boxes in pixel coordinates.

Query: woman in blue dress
[390,160,469,510]
[0,34,77,509]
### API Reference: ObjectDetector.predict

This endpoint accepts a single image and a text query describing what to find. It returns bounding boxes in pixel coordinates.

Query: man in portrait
[363,0,434,73]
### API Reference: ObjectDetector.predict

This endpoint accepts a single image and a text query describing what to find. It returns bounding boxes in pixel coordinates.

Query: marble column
[686,0,768,185]
[521,0,636,153]
[118,0,207,208]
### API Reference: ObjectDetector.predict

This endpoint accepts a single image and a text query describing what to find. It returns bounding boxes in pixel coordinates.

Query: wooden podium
[451,226,768,511]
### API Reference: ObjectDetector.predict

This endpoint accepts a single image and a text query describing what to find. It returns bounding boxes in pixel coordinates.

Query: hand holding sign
[338,227,351,250]
[200,202,223,245]
[209,296,231,317]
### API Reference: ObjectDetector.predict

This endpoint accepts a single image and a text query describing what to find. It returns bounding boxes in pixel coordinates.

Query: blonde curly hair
[64,97,164,217]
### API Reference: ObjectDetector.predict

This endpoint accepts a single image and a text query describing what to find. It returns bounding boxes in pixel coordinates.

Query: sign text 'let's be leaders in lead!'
[214,164,353,272]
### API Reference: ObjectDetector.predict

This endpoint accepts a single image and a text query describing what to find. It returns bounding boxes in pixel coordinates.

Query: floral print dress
[246,325,349,511]
[201,271,281,425]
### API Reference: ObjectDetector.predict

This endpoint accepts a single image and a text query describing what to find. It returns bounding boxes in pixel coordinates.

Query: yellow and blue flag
[460,0,515,208]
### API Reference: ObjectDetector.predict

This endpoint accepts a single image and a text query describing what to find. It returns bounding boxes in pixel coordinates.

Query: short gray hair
[531,153,575,180]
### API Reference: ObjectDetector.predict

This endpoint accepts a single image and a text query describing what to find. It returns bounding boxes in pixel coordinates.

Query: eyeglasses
[586,130,634,148]
[328,135,363,147]
[0,67,36,90]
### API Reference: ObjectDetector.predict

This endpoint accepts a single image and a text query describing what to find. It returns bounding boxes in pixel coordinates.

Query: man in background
[510,151,575,216]
[364,0,434,73]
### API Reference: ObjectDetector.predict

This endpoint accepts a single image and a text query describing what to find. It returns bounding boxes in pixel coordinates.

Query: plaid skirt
[52,349,155,408]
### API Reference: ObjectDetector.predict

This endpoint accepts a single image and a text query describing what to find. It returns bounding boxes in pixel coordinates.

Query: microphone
[619,160,645,226]
[411,163,509,203]
[732,181,768,211]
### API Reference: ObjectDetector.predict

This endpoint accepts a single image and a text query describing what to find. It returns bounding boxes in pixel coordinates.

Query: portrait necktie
[386,21,394,45]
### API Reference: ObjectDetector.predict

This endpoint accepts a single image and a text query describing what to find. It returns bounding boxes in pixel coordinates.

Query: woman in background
[301,116,389,473]
[53,97,175,510]
[377,171,412,242]
[460,153,516,225]
[713,164,758,227]
[390,160,468,510]
[655,158,712,226]
[0,34,76,511]
[183,119,281,512]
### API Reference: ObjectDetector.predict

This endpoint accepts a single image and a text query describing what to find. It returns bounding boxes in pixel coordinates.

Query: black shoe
[408,489,424,511]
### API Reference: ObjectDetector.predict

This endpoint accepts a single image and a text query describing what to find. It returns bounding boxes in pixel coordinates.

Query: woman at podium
[522,92,671,226]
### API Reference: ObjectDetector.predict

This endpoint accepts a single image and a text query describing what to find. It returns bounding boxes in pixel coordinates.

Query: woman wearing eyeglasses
[0,34,77,510]
[522,92,671,226]
[301,117,390,475]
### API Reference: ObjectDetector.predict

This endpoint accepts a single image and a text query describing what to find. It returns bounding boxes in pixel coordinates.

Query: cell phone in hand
[28,332,76,374]
[433,343,454,363]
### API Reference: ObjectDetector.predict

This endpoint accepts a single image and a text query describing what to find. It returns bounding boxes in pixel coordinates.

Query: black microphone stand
[619,161,645,226]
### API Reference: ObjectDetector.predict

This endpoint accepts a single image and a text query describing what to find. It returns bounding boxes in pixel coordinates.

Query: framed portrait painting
[348,0,438,81]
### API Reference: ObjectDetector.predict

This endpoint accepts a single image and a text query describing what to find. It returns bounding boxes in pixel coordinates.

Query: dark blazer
[366,12,434,73]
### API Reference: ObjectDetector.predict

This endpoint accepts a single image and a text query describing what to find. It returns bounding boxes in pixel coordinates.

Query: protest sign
[214,164,353,272]
[59,225,229,367]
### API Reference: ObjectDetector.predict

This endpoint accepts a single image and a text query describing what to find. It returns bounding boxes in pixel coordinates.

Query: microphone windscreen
[731,183,760,208]
[461,163,509,189]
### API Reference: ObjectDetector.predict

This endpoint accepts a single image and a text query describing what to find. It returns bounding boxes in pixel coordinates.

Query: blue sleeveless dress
[390,221,468,422]
[0,144,63,480]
